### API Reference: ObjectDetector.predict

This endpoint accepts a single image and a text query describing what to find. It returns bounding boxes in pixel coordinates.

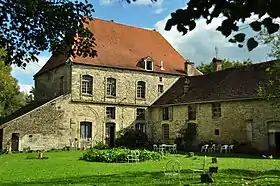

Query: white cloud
[12,54,50,94]
[154,14,272,65]
[99,0,165,14]
[19,84,33,94]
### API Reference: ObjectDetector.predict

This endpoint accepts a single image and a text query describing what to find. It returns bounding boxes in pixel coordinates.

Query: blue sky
[12,0,271,93]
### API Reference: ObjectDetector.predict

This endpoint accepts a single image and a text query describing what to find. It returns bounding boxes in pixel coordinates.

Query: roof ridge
[93,18,157,33]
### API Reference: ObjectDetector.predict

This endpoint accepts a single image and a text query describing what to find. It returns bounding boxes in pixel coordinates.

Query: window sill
[82,93,93,97]
[136,98,146,101]
[106,95,117,98]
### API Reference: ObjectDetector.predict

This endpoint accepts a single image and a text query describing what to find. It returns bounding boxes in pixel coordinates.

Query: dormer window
[145,60,153,71]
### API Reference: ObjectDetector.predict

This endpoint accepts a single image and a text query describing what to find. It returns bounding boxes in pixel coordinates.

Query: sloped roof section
[152,60,278,106]
[0,95,62,125]
[34,18,201,77]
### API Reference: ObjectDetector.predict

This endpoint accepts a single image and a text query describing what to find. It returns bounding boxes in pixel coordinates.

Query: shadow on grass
[0,171,195,186]
[178,151,274,159]
[2,168,280,186]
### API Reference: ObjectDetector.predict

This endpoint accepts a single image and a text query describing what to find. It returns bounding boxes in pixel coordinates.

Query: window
[158,84,164,95]
[212,103,221,118]
[106,107,116,119]
[135,123,146,133]
[82,75,93,95]
[214,129,220,136]
[136,108,146,120]
[188,105,197,120]
[162,107,173,120]
[60,76,64,94]
[183,78,190,93]
[80,122,92,139]
[145,60,153,71]
[162,124,169,140]
[159,77,163,82]
[106,78,116,96]
[137,81,146,99]
[246,119,253,142]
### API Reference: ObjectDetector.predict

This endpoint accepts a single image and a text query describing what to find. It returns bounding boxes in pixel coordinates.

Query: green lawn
[0,150,280,185]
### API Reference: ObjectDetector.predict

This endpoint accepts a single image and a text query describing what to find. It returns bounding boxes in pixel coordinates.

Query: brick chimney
[184,60,195,76]
[212,57,222,72]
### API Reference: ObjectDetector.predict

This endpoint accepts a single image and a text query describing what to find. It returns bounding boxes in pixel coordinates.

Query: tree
[0,49,26,117]
[1,0,95,67]
[257,30,280,106]
[146,0,280,51]
[197,59,252,74]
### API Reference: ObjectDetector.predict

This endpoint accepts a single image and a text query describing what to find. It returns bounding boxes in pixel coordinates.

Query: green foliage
[115,129,151,149]
[1,151,280,185]
[257,61,280,107]
[197,59,252,74]
[187,152,195,158]
[0,0,95,67]
[162,0,280,51]
[0,48,26,117]
[80,148,163,163]
[93,141,108,150]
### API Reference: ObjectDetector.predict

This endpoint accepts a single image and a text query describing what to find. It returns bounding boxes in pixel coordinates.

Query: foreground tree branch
[0,0,96,67]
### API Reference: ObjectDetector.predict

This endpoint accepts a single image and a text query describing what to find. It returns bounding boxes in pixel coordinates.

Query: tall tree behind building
[0,49,26,117]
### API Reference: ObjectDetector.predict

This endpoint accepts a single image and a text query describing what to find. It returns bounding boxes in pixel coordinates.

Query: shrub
[187,152,195,157]
[115,129,152,149]
[80,148,163,163]
[93,141,108,150]
[234,142,259,154]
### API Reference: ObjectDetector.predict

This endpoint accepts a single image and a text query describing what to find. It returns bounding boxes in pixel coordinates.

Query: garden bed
[80,148,163,163]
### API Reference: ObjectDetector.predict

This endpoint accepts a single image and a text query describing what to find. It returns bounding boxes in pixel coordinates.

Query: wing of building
[0,18,279,154]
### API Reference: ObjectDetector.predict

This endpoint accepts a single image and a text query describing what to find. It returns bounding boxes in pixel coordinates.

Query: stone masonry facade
[0,63,181,151]
[150,99,280,152]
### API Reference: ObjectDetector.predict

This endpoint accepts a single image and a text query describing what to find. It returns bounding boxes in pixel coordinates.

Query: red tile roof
[34,18,201,77]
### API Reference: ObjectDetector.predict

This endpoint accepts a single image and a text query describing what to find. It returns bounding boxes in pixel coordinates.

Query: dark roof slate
[152,60,278,106]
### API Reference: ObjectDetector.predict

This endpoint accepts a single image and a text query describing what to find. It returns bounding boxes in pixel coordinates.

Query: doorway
[106,123,116,147]
[11,133,19,151]
[275,132,280,151]
[0,129,3,151]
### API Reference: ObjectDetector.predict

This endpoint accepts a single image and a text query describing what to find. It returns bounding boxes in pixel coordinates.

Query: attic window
[145,60,153,71]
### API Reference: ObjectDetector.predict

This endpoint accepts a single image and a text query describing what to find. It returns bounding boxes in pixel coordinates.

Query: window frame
[162,124,170,140]
[188,105,197,120]
[145,60,153,71]
[136,108,146,120]
[106,107,116,120]
[81,75,93,95]
[106,78,117,97]
[136,81,146,99]
[214,129,220,136]
[162,107,173,120]
[80,121,92,140]
[135,123,146,133]
[158,84,164,95]
[212,102,221,119]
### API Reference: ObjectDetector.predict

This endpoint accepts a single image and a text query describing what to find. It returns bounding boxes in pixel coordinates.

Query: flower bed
[80,148,163,163]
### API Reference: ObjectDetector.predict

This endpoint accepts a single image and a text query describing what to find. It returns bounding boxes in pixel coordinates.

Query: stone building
[1,18,279,153]
[151,58,280,153]
[0,18,201,151]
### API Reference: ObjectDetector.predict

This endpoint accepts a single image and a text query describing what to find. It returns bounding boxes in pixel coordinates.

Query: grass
[0,150,280,185]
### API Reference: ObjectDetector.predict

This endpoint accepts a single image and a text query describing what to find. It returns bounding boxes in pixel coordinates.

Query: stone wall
[71,64,180,105]
[1,95,70,151]
[34,64,71,100]
[150,99,280,152]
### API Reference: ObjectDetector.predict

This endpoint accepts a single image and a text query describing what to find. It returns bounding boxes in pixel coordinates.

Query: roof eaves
[151,97,263,107]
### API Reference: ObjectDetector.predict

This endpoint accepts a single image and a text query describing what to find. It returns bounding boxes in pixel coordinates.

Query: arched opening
[106,122,116,147]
